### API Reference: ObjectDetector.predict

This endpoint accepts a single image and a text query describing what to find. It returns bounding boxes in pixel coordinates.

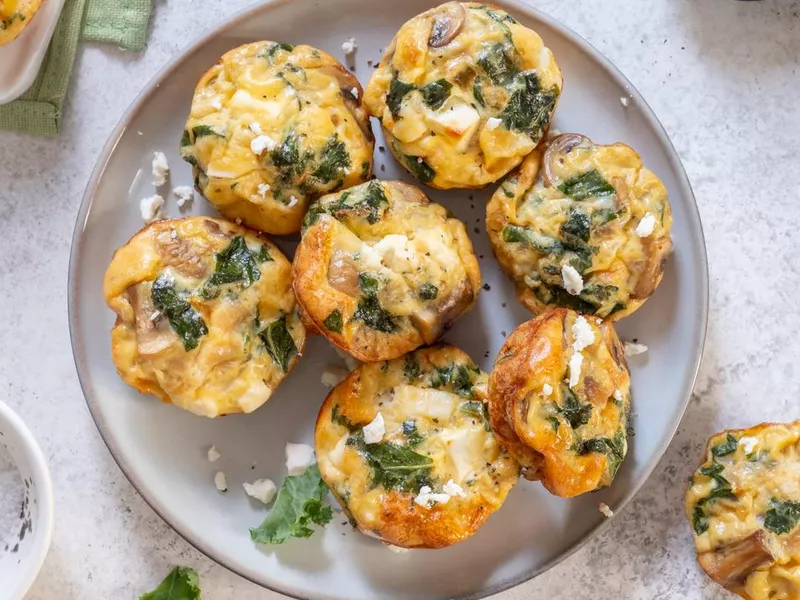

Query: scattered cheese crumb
[287,195,299,208]
[624,341,649,357]
[249,122,263,134]
[321,364,349,388]
[739,436,758,454]
[211,98,223,110]
[568,352,583,388]
[214,471,228,492]
[257,183,271,198]
[571,315,595,352]
[137,130,143,136]
[341,37,357,56]
[251,135,277,155]
[207,445,221,462]
[613,389,624,402]
[414,486,450,509]
[285,442,315,475]
[485,117,502,130]
[620,96,629,108]
[635,213,656,237]
[596,318,603,325]
[443,479,467,498]
[351,87,359,99]
[243,478,277,505]
[542,383,553,396]
[139,194,164,223]
[561,264,584,295]
[384,543,410,554]
[598,502,614,518]
[170,229,178,240]
[148,311,160,322]
[152,151,170,186]
[363,413,386,444]
[173,186,194,208]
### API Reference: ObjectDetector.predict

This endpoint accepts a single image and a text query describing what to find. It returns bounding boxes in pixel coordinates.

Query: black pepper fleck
[482,283,491,291]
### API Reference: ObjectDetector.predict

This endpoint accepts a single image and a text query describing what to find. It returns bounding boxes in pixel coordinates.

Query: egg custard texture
[103,217,306,418]
[315,344,519,548]
[0,0,41,45]
[685,422,800,600]
[486,133,673,319]
[180,42,375,235]
[487,308,630,497]
[293,180,481,362]
[363,2,562,189]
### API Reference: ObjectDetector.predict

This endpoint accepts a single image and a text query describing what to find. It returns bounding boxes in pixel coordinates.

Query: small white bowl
[0,401,54,600]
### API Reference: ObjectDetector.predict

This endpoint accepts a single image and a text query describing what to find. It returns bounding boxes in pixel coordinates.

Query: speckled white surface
[1,0,798,598]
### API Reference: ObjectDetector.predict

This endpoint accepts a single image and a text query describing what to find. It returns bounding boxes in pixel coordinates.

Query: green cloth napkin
[0,0,152,136]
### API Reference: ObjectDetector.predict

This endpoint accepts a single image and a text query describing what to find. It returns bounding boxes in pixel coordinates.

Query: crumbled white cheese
[207,445,221,463]
[561,265,584,295]
[285,442,315,475]
[715,521,726,534]
[173,186,194,208]
[211,98,223,110]
[341,37,357,55]
[206,167,237,179]
[413,486,450,509]
[251,135,277,155]
[288,195,299,208]
[334,346,361,371]
[635,212,656,237]
[139,194,164,223]
[351,87,359,99]
[257,183,271,198]
[572,315,595,352]
[214,471,227,492]
[329,435,349,466]
[596,318,603,325]
[384,543,410,554]
[362,413,386,444]
[243,478,277,505]
[170,229,178,240]
[137,130,143,136]
[485,117,502,130]
[624,342,649,357]
[321,364,349,388]
[152,151,170,186]
[249,122,263,134]
[149,311,160,322]
[613,389,624,402]
[428,103,480,136]
[739,436,758,454]
[442,479,467,498]
[542,383,553,396]
[620,96,629,108]
[568,352,583,389]
[598,502,614,518]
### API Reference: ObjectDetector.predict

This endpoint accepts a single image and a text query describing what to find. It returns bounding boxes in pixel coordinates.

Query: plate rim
[67,0,709,598]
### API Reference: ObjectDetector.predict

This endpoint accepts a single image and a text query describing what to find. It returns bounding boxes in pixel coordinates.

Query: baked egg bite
[486,133,673,319]
[0,0,41,45]
[293,180,481,362]
[103,217,306,418]
[315,344,519,548]
[180,42,375,235]
[686,422,800,600]
[363,2,561,189]
[487,308,630,497]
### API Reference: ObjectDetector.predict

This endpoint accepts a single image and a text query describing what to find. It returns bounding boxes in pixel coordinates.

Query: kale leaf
[711,433,738,457]
[558,387,592,430]
[151,275,208,351]
[312,135,351,182]
[323,310,343,333]
[354,438,434,492]
[418,283,439,300]
[259,316,297,372]
[764,499,800,535]
[692,505,709,535]
[404,154,435,183]
[460,400,491,432]
[558,170,616,201]
[500,72,558,135]
[402,420,425,447]
[191,124,224,140]
[360,181,388,224]
[331,404,358,432]
[560,210,591,243]
[502,225,563,255]
[420,79,453,110]
[403,355,421,380]
[208,236,262,288]
[477,43,518,86]
[387,77,415,117]
[354,295,397,333]
[139,566,201,600]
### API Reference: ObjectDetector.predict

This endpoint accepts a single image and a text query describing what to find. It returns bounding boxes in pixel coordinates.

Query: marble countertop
[1,0,797,597]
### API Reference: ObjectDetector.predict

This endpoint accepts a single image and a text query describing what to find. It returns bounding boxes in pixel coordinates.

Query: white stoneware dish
[68,1,708,598]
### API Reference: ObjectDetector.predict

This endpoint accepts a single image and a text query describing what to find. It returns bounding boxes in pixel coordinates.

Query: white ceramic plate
[0,0,66,105]
[68,1,708,599]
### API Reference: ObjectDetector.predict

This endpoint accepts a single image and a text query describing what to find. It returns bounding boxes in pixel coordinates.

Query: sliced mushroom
[698,530,776,592]
[155,230,209,279]
[631,236,671,300]
[429,2,466,48]
[129,283,173,357]
[543,133,592,187]
[410,277,474,343]
[328,249,360,297]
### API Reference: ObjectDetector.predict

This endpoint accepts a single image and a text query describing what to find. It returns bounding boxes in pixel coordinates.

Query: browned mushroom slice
[631,236,672,299]
[410,278,475,344]
[155,229,209,279]
[542,133,591,187]
[428,2,466,48]
[129,283,174,357]
[328,249,360,297]
[698,530,776,592]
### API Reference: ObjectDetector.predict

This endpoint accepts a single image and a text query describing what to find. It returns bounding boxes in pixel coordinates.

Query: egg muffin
[0,0,41,45]
[293,180,481,362]
[486,133,673,319]
[103,217,306,418]
[180,42,375,235]
[487,308,630,497]
[686,422,800,600]
[363,2,561,189]
[316,344,519,548]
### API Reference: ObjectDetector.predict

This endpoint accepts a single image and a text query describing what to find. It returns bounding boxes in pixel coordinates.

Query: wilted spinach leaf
[558,170,616,201]
[151,275,208,351]
[764,499,800,535]
[402,420,425,447]
[208,236,261,288]
[403,355,421,380]
[259,316,297,372]
[560,210,591,243]
[387,77,415,117]
[323,310,343,333]
[191,124,224,139]
[558,387,592,430]
[418,283,439,300]
[420,79,453,110]
[500,72,558,135]
[355,438,433,492]
[312,135,351,182]
[461,400,491,432]
[711,433,738,457]
[354,295,397,333]
[477,43,518,85]
[502,225,563,255]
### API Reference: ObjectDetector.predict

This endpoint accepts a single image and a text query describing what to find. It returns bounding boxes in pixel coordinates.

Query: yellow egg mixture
[0,0,41,45]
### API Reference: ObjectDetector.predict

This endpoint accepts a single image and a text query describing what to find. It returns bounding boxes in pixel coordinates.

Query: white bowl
[0,401,54,600]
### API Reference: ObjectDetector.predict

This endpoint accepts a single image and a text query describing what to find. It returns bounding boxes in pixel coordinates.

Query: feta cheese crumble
[257,183,271,198]
[214,471,228,492]
[321,364,349,388]
[739,436,758,454]
[249,122,263,134]
[285,442,315,475]
[572,315,595,352]
[139,194,164,223]
[173,186,194,208]
[362,412,386,444]
[243,478,277,505]
[635,212,656,237]
[287,195,299,208]
[251,135,277,155]
[613,389,624,402]
[443,479,467,498]
[485,117,502,130]
[620,96,629,108]
[149,311,160,322]
[624,341,649,357]
[568,352,583,388]
[211,98,223,110]
[152,151,170,186]
[207,445,221,463]
[561,264,584,295]
[414,486,450,509]
[341,37,357,56]
[351,87,359,99]
[598,502,614,517]
[542,383,553,396]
